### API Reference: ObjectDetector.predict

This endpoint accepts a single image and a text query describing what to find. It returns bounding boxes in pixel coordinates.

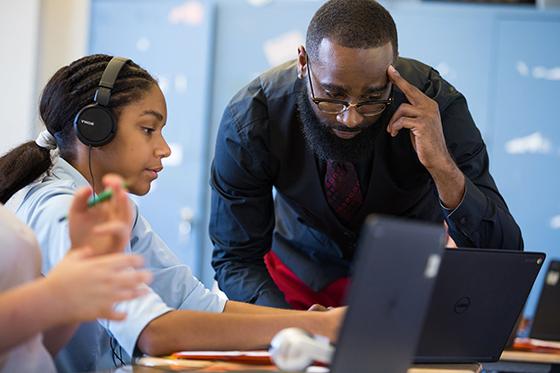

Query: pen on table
[58,183,128,222]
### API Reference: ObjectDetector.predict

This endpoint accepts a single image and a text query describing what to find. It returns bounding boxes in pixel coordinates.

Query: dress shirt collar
[49,156,91,190]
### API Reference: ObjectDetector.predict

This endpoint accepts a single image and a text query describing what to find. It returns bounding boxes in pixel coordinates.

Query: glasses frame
[306,59,393,117]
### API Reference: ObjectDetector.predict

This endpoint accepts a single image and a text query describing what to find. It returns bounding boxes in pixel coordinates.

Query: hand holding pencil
[68,174,133,255]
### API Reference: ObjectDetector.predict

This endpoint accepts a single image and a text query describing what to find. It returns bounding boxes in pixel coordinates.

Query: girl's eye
[142,127,155,135]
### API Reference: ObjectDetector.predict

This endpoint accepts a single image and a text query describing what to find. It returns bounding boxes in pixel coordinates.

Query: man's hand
[386,65,453,171]
[386,65,465,209]
[307,304,330,312]
[69,174,133,255]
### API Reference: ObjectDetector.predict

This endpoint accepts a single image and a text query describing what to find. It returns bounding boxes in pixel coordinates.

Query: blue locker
[89,0,214,276]
[490,16,560,316]
[387,2,495,141]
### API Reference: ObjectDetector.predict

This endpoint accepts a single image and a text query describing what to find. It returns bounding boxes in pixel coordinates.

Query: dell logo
[80,119,95,126]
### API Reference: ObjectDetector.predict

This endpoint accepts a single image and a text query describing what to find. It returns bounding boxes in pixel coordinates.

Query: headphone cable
[109,334,126,367]
[88,145,96,199]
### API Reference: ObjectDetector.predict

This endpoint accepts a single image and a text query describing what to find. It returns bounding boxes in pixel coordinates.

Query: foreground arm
[0,278,69,353]
[0,251,149,354]
[137,304,343,356]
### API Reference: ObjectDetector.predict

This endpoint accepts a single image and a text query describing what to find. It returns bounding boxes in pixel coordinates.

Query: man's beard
[296,86,382,163]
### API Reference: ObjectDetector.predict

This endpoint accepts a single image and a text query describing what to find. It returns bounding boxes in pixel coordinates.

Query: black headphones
[73,57,131,147]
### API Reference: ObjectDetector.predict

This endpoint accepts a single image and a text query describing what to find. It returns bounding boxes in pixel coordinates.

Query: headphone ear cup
[74,104,117,147]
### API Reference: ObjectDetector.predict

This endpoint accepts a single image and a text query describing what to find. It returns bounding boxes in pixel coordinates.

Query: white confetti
[263,31,304,67]
[169,0,204,26]
[550,215,560,230]
[247,0,273,6]
[516,61,529,76]
[136,37,151,52]
[175,74,188,93]
[505,132,552,155]
[163,143,183,167]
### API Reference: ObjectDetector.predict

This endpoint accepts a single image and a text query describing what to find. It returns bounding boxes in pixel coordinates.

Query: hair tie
[35,129,57,150]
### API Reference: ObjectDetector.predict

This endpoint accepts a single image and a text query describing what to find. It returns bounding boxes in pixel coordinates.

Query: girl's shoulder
[6,176,77,225]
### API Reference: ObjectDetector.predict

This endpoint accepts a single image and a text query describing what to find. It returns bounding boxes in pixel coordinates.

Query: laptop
[415,248,545,363]
[137,215,446,373]
[330,215,446,373]
[530,259,560,342]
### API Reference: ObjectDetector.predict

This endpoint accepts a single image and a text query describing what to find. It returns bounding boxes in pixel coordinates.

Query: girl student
[0,54,343,372]
[0,173,151,373]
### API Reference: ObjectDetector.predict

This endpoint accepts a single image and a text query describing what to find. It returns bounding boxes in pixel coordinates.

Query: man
[210,0,523,310]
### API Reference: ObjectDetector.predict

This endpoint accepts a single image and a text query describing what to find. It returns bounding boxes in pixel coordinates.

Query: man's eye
[326,92,344,99]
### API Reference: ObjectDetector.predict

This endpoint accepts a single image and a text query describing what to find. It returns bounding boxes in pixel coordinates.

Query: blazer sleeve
[440,90,524,250]
[210,104,291,308]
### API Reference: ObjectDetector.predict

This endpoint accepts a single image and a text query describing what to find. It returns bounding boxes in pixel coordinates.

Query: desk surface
[408,363,482,373]
[482,350,560,373]
[500,350,560,364]
[136,357,482,373]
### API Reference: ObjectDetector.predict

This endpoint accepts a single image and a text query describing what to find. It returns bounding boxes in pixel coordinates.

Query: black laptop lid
[415,248,545,363]
[530,259,560,341]
[331,215,445,373]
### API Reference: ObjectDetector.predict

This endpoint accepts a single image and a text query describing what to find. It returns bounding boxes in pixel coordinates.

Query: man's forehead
[315,38,393,63]
[312,38,394,89]
[311,39,393,78]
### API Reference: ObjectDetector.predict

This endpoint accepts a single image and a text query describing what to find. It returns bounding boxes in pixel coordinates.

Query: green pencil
[87,188,115,207]
[58,183,128,222]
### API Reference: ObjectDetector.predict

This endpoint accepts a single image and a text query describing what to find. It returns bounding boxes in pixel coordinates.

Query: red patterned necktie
[324,160,363,223]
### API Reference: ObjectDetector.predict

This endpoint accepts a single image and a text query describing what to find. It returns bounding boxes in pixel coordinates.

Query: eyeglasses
[306,60,393,117]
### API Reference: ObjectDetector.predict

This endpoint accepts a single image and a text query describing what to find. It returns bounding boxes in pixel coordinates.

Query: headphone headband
[74,56,131,147]
[94,57,130,106]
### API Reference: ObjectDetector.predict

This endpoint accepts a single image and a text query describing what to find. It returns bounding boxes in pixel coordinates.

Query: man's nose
[336,105,364,128]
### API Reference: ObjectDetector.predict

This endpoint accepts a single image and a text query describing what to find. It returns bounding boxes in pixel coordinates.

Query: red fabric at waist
[264,251,350,310]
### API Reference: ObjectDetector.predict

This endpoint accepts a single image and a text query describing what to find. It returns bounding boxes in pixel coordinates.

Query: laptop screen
[331,215,445,373]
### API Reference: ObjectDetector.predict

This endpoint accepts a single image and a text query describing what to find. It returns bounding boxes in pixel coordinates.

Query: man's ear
[297,45,307,80]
